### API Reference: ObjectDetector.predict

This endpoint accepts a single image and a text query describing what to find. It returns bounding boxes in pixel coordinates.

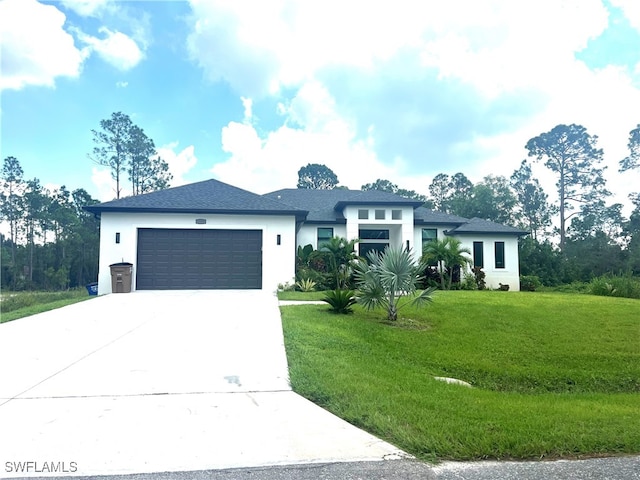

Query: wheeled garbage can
[109,262,133,293]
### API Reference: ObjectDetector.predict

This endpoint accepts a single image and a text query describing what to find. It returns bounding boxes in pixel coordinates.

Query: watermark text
[5,461,78,474]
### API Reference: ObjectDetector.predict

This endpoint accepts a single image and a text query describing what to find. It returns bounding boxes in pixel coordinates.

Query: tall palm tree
[422,237,472,290]
[422,238,449,289]
[321,236,358,289]
[443,238,472,289]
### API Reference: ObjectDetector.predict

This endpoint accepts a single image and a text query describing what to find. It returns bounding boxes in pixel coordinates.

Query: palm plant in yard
[422,237,472,289]
[354,246,436,321]
[321,236,359,289]
[322,289,357,314]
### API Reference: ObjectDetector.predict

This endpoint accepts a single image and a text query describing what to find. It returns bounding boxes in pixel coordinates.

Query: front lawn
[280,291,640,461]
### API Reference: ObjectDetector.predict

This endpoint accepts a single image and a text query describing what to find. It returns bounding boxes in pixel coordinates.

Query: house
[85,179,527,295]
[264,188,527,290]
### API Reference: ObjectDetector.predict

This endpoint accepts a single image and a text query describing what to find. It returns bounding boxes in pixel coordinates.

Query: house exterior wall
[412,225,455,259]
[297,224,348,249]
[343,205,415,250]
[453,234,521,291]
[97,212,297,295]
[295,220,521,291]
[414,227,521,291]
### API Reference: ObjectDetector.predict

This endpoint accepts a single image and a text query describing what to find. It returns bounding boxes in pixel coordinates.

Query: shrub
[589,274,640,299]
[520,275,542,292]
[473,267,486,290]
[322,289,357,314]
[295,277,317,292]
[297,267,331,290]
[461,272,477,290]
[277,281,295,292]
[308,250,330,273]
[549,281,590,294]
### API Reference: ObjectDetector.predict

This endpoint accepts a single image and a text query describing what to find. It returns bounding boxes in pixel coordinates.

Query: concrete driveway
[0,291,406,478]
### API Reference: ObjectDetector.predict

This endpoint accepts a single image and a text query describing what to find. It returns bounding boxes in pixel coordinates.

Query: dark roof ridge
[447,216,529,236]
[85,178,307,219]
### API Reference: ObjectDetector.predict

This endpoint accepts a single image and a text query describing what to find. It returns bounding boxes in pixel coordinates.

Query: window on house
[359,229,390,240]
[495,241,505,269]
[359,242,389,258]
[358,209,369,219]
[375,209,386,220]
[421,229,437,252]
[473,241,484,268]
[359,230,389,258]
[317,227,333,248]
[392,209,402,220]
[422,229,438,265]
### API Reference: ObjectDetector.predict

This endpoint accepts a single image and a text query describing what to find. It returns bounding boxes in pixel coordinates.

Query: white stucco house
[85,179,527,295]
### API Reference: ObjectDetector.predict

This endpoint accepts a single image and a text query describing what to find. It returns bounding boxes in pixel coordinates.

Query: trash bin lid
[109,262,133,267]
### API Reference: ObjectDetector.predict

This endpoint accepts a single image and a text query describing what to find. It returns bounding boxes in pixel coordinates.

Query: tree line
[2,118,637,291]
[0,112,172,291]
[297,123,640,286]
[0,156,100,290]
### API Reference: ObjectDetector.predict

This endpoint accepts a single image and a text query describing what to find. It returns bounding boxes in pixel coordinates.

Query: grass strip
[0,289,93,323]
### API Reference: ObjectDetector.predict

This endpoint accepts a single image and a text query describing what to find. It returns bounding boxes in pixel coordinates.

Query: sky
[1,0,640,217]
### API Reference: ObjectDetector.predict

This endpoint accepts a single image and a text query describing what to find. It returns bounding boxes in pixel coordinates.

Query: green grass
[0,289,94,323]
[280,291,640,461]
[277,290,326,301]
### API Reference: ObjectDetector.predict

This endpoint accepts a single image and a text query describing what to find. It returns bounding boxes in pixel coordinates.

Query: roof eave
[446,230,529,236]
[303,219,347,225]
[334,200,424,210]
[84,206,308,220]
[414,219,466,226]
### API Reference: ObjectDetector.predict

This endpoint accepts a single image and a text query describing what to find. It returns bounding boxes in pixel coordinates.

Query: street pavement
[4,456,640,480]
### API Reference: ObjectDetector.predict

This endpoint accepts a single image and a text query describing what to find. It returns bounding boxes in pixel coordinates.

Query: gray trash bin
[109,262,133,293]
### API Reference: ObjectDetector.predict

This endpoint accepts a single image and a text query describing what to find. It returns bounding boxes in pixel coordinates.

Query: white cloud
[186,0,428,97]
[240,97,253,122]
[418,1,608,98]
[185,0,608,98]
[60,0,110,17]
[156,143,198,186]
[116,81,128,88]
[75,26,144,71]
[0,0,86,90]
[191,0,638,215]
[212,85,420,194]
[91,167,116,202]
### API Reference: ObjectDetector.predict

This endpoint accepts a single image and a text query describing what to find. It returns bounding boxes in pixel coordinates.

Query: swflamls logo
[4,461,78,473]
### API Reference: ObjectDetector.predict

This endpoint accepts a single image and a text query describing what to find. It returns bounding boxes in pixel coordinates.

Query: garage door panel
[136,228,262,290]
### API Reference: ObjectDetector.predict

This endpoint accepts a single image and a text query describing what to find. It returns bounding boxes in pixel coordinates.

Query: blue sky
[1,0,640,216]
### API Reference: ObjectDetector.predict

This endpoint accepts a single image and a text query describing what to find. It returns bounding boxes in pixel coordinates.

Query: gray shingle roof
[263,188,424,223]
[413,207,469,225]
[84,180,529,238]
[84,179,308,219]
[446,217,529,236]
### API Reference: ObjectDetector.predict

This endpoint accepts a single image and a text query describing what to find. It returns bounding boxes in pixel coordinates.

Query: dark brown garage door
[136,228,262,290]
